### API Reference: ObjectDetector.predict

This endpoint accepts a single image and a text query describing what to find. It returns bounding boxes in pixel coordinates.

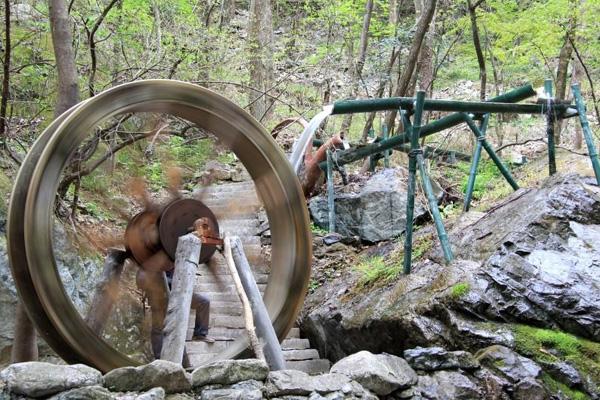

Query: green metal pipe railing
[331,84,575,116]
[545,79,557,176]
[402,93,425,275]
[463,113,519,191]
[321,85,540,170]
[463,114,489,211]
[572,83,600,185]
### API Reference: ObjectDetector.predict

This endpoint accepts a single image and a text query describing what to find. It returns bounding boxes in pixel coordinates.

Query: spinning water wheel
[7,80,312,372]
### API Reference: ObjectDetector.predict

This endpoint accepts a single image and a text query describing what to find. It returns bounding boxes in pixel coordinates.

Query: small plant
[310,222,328,236]
[308,278,320,293]
[355,256,401,287]
[450,282,470,299]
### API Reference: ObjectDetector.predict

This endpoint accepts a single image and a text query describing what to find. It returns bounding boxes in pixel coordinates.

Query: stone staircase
[184,181,329,374]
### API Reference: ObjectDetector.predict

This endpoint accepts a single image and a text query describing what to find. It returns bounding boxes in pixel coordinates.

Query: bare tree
[384,0,437,134]
[84,0,120,97]
[219,0,236,28]
[0,0,10,139]
[415,0,437,95]
[49,0,80,116]
[247,0,274,121]
[554,36,573,144]
[340,0,374,135]
[467,0,486,101]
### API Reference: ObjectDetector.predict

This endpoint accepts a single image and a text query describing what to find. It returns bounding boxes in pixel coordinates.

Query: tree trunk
[49,0,79,117]
[383,0,437,134]
[0,0,10,139]
[247,0,274,122]
[414,0,436,94]
[219,0,235,28]
[361,48,399,140]
[11,302,38,362]
[554,36,573,145]
[340,0,374,135]
[467,0,486,101]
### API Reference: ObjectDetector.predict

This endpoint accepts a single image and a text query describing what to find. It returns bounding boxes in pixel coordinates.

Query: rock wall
[0,350,557,399]
[0,220,149,367]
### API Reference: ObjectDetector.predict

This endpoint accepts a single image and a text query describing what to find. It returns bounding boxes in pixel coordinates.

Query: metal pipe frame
[572,83,600,185]
[463,114,489,211]
[320,84,541,170]
[330,84,578,116]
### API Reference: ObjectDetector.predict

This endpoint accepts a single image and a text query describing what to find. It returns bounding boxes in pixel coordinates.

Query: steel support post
[545,79,557,175]
[572,84,600,185]
[416,156,454,263]
[403,99,424,275]
[326,150,336,233]
[463,114,490,211]
[463,114,519,191]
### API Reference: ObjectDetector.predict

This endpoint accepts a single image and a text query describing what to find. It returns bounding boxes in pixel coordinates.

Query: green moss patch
[512,324,600,398]
[450,282,470,299]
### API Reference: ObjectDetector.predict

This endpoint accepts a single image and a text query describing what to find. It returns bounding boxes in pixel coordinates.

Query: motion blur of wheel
[7,80,311,372]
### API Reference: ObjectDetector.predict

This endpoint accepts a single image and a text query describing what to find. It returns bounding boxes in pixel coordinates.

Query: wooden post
[223,237,265,361]
[84,249,129,334]
[160,234,201,364]
[228,236,285,370]
[572,83,600,185]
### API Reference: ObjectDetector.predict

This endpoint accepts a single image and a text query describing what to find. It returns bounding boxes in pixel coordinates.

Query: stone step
[189,315,246,329]
[198,255,268,275]
[202,196,261,209]
[283,349,320,361]
[209,205,262,218]
[285,359,330,375]
[281,338,310,350]
[195,273,269,285]
[186,338,312,354]
[186,340,231,354]
[187,327,244,341]
[218,226,260,237]
[208,301,243,316]
[194,282,267,295]
[215,219,259,229]
[201,181,256,192]
[287,328,300,338]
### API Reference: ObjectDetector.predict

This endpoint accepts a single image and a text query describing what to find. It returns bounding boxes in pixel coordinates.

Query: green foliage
[457,159,502,200]
[541,373,589,400]
[513,324,600,397]
[356,256,400,286]
[355,235,433,287]
[0,170,12,216]
[450,282,470,299]
[310,222,328,236]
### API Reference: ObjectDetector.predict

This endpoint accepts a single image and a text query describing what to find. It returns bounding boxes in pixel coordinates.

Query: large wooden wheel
[7,80,311,372]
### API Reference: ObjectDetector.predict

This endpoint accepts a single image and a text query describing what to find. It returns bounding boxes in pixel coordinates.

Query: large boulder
[301,174,600,398]
[0,362,102,398]
[330,351,417,395]
[309,168,427,242]
[265,369,375,399]
[103,360,191,394]
[191,359,269,388]
[403,347,479,371]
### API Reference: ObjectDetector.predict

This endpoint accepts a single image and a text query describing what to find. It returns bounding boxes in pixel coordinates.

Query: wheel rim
[10,80,311,372]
